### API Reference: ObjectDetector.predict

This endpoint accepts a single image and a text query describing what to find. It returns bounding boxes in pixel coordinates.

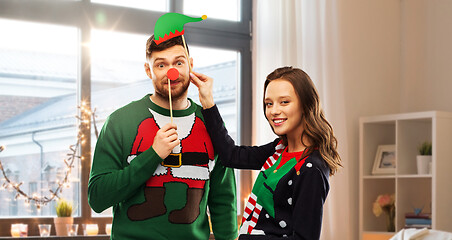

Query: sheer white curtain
[252,1,354,239]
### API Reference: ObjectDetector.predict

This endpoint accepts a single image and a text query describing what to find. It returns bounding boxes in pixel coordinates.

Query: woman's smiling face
[264,79,303,140]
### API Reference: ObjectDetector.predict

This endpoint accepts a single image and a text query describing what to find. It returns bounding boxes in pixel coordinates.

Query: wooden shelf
[363,175,395,179]
[397,174,432,178]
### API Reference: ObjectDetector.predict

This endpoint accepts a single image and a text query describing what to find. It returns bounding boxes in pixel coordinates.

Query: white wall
[338,1,402,239]
[400,0,452,113]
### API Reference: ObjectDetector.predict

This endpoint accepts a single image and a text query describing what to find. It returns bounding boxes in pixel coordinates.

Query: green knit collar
[145,94,196,117]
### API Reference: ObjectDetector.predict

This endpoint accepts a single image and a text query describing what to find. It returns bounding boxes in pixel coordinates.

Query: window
[0,0,251,236]
[90,30,151,116]
[0,18,79,217]
[92,0,168,12]
[189,46,239,140]
[184,0,240,21]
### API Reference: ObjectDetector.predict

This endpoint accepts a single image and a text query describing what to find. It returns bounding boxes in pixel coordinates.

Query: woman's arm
[202,105,279,169]
[190,71,279,169]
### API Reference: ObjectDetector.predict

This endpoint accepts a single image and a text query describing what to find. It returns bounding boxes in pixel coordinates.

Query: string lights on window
[0,102,97,210]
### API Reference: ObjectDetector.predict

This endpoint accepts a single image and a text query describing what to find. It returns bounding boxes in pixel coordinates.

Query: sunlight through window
[92,0,168,12]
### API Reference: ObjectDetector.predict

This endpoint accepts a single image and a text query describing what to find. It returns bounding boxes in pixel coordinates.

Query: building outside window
[0,18,79,218]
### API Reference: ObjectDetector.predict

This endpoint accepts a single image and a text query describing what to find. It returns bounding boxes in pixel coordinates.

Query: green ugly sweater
[88,94,237,240]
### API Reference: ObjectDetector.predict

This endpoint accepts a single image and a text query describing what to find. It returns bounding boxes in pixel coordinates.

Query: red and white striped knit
[240,141,285,234]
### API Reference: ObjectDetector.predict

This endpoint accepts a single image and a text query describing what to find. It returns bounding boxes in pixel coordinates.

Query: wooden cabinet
[359,111,452,239]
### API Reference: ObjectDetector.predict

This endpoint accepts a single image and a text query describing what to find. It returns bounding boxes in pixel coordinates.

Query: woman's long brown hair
[264,66,342,175]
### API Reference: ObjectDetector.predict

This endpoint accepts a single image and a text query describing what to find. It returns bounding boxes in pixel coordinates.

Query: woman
[190,66,342,239]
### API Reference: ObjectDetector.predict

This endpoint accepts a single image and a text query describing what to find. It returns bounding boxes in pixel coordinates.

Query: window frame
[0,0,252,236]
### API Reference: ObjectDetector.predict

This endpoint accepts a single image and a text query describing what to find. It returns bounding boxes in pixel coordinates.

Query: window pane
[92,0,168,12]
[90,29,151,120]
[0,19,79,217]
[184,0,240,22]
[90,31,240,215]
[189,46,239,141]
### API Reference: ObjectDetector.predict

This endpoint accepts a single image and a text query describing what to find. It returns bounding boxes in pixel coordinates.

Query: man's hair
[146,35,189,60]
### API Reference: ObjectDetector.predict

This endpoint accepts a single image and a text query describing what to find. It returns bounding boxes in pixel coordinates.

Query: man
[88,35,237,240]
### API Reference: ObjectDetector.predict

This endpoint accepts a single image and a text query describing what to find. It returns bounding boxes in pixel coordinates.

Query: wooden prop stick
[168,35,191,124]
[181,35,192,73]
[168,78,173,124]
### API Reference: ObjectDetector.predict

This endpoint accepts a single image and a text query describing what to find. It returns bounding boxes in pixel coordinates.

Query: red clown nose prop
[167,68,179,81]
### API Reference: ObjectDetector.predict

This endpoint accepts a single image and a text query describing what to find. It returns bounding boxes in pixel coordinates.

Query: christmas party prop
[154,13,206,123]
[154,13,207,45]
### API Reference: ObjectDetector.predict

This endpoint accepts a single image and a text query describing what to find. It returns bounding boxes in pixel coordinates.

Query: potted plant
[54,198,74,236]
[416,141,432,175]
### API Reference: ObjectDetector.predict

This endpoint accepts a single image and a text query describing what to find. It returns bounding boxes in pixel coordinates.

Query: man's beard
[154,79,190,101]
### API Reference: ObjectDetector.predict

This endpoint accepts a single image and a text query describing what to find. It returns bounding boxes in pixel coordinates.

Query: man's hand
[190,71,215,109]
[152,123,180,159]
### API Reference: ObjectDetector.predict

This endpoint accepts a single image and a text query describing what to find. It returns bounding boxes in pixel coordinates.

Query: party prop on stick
[154,13,207,123]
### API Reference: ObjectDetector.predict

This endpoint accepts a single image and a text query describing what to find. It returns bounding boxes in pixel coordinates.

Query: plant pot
[54,217,74,236]
[416,155,432,175]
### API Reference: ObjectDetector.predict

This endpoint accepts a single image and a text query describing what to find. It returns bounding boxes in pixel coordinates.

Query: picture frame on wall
[372,145,396,175]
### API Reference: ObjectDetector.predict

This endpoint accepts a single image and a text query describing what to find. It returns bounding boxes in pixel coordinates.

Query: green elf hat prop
[154,13,207,45]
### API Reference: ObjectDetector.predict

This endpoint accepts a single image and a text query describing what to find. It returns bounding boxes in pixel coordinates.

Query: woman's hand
[190,71,215,109]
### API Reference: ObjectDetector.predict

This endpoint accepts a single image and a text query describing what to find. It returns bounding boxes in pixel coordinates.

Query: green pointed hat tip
[154,13,207,45]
